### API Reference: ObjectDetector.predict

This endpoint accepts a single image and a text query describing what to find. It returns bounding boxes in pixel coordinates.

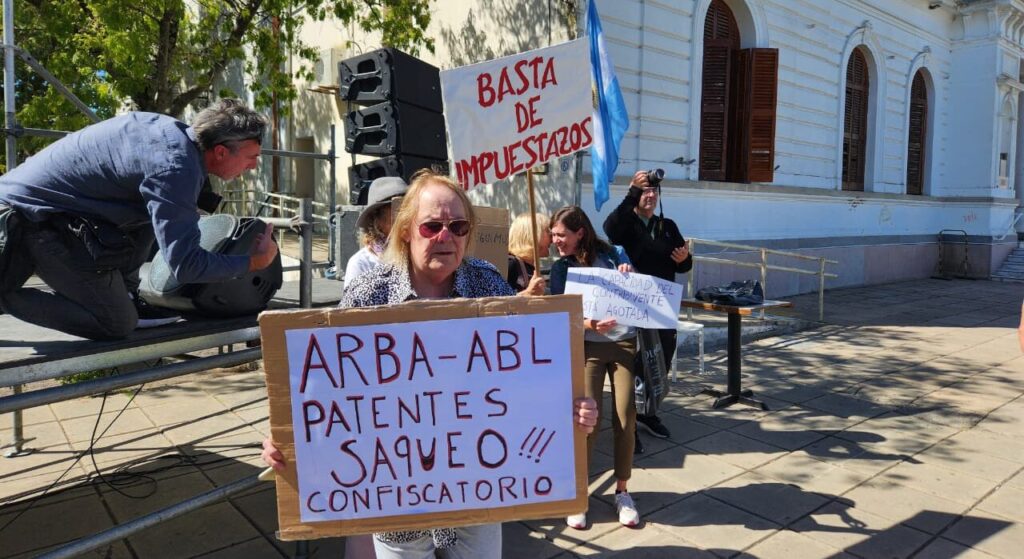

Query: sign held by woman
[261,296,587,539]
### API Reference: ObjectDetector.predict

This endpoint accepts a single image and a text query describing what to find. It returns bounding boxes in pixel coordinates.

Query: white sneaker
[566,512,587,530]
[615,492,640,527]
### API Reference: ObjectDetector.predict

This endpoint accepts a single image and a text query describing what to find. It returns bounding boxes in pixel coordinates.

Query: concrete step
[991,273,1024,283]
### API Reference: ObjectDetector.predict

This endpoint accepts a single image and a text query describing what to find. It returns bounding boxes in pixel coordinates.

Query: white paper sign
[564,268,684,329]
[285,313,575,522]
[441,39,593,189]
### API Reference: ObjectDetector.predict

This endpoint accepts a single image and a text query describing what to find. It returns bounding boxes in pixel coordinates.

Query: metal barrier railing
[686,238,838,321]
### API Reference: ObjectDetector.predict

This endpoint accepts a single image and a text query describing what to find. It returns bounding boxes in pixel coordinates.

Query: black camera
[644,168,665,187]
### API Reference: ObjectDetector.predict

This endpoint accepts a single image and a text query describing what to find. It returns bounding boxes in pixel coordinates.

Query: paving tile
[572,521,677,556]
[741,529,856,559]
[522,495,621,549]
[60,408,155,444]
[975,484,1024,522]
[1,419,69,451]
[877,461,1000,506]
[10,540,132,558]
[0,492,115,557]
[795,436,912,476]
[754,452,869,496]
[913,439,1020,483]
[99,466,260,552]
[683,431,787,470]
[645,411,721,444]
[943,510,1023,559]
[502,520,580,559]
[644,449,747,492]
[706,471,831,526]
[65,429,175,469]
[913,537,999,559]
[841,478,969,534]
[800,393,890,420]
[49,393,138,421]
[193,535,285,558]
[789,501,931,559]
[730,414,828,451]
[647,493,780,552]
[0,440,83,485]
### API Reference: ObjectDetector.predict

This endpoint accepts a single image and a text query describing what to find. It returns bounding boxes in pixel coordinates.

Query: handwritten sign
[441,39,593,189]
[564,268,684,330]
[261,296,587,539]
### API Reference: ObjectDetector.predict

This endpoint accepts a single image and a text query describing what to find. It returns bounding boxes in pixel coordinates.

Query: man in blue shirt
[0,99,278,340]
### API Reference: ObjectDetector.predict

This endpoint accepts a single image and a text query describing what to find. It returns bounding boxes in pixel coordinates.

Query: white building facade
[283,0,1023,294]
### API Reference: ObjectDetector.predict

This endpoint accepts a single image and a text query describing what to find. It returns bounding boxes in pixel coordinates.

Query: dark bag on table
[695,280,764,306]
[634,328,669,416]
[140,214,282,318]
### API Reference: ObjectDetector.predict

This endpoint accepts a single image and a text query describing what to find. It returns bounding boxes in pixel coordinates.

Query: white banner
[441,39,593,189]
[285,313,576,522]
[564,268,684,330]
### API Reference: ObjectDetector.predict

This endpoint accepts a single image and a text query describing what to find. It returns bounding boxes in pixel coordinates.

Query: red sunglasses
[417,219,471,238]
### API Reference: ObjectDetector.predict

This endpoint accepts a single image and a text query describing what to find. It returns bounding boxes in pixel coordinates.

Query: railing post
[300,198,313,309]
[686,240,695,321]
[328,124,337,274]
[3,385,26,457]
[818,257,826,321]
[759,248,767,319]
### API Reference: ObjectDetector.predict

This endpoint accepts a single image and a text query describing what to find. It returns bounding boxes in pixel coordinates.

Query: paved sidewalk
[1,278,1021,558]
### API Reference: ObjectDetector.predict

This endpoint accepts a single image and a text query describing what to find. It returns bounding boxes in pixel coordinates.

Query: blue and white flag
[587,0,629,211]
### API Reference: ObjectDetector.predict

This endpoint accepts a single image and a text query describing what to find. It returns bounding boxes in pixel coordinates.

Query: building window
[699,0,779,183]
[906,71,927,195]
[842,48,869,191]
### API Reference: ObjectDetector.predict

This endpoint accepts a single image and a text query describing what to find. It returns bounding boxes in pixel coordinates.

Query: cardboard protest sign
[260,295,587,540]
[564,268,684,329]
[441,39,593,189]
[470,206,510,277]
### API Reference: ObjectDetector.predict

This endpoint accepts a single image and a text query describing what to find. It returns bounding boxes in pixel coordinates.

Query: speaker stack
[339,48,449,204]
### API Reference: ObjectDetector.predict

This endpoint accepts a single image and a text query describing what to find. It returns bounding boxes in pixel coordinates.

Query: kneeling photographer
[603,169,693,452]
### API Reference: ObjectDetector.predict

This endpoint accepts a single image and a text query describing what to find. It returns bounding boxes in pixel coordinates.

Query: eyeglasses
[417,219,471,238]
[640,187,659,196]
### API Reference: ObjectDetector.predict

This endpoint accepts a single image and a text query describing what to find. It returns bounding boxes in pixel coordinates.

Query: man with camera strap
[603,169,693,452]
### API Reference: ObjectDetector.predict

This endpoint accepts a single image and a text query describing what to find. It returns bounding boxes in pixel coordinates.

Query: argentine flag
[587,0,629,211]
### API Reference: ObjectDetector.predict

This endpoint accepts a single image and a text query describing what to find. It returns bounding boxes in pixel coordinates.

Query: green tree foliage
[4,0,433,169]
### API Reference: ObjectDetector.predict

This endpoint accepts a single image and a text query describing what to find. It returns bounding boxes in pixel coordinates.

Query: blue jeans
[372,524,502,559]
[0,221,154,340]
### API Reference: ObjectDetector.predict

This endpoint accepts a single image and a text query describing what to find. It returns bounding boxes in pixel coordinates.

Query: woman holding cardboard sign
[262,170,599,559]
[548,206,641,530]
[506,212,551,296]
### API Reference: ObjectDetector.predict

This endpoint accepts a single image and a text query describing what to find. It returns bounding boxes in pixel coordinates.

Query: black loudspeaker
[344,102,447,160]
[347,156,450,204]
[140,215,283,318]
[338,47,443,112]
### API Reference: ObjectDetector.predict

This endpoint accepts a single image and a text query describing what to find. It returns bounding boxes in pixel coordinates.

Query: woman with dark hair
[548,206,641,530]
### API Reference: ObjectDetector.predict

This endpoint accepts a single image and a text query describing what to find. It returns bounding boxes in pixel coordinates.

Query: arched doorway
[842,48,870,191]
[698,0,740,181]
[906,70,928,195]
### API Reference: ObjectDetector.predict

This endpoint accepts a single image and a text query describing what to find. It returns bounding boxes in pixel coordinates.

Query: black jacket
[603,185,693,282]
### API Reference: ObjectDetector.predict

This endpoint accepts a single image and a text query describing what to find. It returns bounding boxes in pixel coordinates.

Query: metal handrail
[994,207,1023,242]
[686,238,837,321]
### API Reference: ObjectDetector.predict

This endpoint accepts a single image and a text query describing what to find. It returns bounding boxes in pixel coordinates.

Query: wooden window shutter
[731,48,779,182]
[699,0,739,181]
[906,71,927,195]
[842,49,869,191]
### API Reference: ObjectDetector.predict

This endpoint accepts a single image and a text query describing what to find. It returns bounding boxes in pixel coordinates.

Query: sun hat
[356,177,408,230]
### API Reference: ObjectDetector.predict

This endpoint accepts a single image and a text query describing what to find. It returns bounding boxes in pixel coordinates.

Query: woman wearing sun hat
[343,176,409,286]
